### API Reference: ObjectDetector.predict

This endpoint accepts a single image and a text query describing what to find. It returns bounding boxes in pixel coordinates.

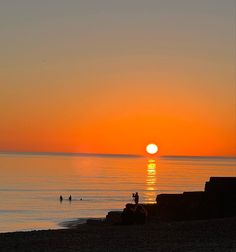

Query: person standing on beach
[134,192,139,204]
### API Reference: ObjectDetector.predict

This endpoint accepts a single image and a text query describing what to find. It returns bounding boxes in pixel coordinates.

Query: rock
[156,194,184,220]
[204,177,236,218]
[155,177,236,221]
[105,211,122,224]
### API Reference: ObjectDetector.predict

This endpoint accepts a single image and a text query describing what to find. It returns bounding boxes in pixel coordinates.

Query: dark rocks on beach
[204,177,236,218]
[106,177,236,224]
[155,191,206,221]
[106,204,148,225]
[106,211,123,224]
[155,176,236,221]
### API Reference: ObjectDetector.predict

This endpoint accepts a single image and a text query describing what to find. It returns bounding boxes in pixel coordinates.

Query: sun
[146,144,158,155]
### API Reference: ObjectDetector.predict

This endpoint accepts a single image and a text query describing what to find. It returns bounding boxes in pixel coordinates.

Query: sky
[0,0,235,156]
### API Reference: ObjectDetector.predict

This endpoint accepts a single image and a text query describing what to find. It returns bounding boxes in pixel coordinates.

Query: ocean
[0,153,235,233]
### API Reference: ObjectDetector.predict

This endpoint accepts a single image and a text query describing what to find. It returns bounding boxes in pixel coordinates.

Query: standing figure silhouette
[134,192,139,204]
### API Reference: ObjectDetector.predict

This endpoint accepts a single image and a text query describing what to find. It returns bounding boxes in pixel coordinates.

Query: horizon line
[0,151,142,158]
[0,151,235,159]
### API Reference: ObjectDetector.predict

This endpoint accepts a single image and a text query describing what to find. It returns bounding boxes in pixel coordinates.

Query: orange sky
[0,1,235,156]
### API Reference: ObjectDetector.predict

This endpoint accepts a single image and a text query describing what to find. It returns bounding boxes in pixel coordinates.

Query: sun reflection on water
[144,159,157,203]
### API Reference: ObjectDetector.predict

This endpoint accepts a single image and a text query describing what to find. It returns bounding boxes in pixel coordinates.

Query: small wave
[59,218,90,228]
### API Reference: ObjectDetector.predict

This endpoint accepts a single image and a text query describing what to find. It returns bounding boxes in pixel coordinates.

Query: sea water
[0,153,235,232]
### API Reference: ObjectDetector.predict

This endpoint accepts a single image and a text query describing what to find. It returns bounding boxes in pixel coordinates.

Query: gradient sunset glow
[0,1,235,156]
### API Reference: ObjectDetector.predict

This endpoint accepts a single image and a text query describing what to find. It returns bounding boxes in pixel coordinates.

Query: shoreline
[59,217,105,229]
[0,217,236,251]
[0,217,106,234]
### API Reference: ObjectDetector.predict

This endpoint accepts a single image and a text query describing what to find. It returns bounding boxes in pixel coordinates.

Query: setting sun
[146,144,158,155]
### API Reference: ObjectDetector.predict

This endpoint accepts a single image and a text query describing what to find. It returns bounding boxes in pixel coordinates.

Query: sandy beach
[0,217,236,252]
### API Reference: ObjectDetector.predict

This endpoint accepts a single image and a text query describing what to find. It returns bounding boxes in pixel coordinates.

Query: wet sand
[0,217,236,252]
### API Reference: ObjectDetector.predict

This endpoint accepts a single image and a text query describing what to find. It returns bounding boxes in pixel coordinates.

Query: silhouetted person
[69,195,72,201]
[59,195,63,202]
[134,192,139,204]
[80,198,82,201]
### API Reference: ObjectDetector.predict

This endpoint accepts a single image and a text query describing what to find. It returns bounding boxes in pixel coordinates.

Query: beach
[0,217,236,252]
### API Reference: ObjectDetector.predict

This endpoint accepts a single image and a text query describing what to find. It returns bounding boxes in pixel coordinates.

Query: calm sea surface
[0,153,235,233]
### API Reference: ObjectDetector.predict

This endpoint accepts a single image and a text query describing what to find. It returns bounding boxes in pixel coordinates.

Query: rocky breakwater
[204,177,236,218]
[156,177,236,221]
[106,204,149,225]
[105,177,236,224]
